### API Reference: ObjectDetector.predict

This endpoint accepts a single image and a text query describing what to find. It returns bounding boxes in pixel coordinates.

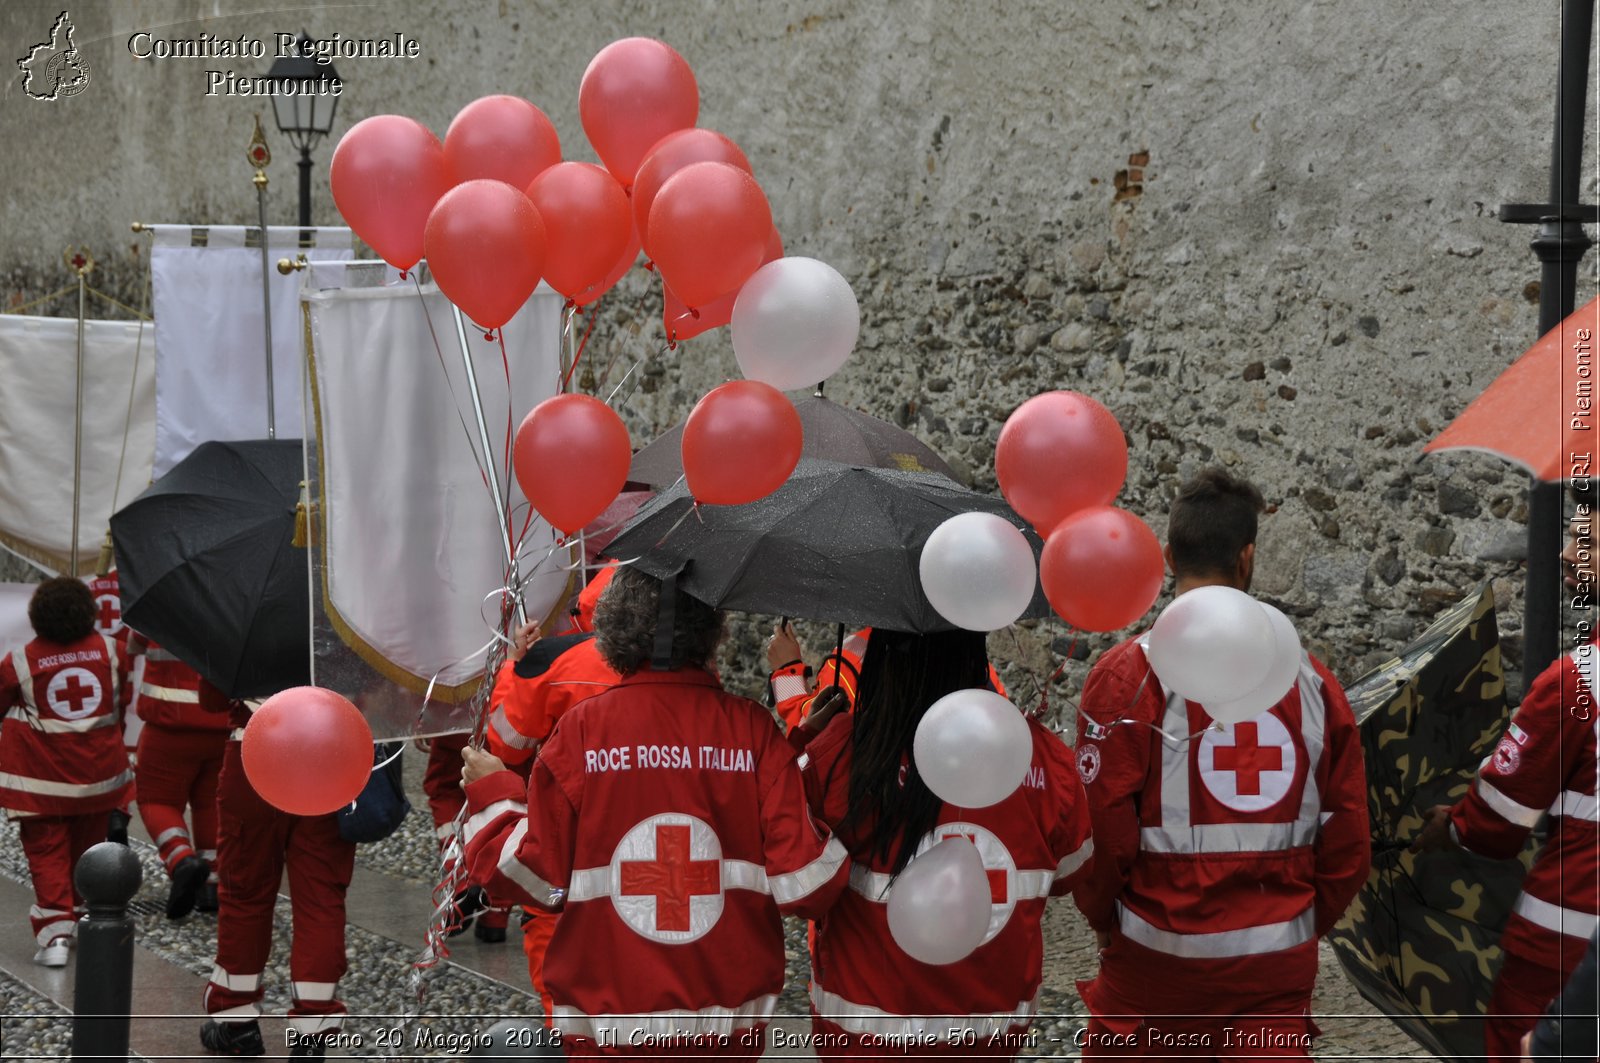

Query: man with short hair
[1072,468,1371,1059]
[1414,479,1599,1063]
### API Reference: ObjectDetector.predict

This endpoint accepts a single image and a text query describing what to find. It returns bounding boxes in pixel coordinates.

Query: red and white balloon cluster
[326,37,870,527]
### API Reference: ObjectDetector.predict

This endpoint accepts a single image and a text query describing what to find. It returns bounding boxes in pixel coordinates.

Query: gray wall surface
[3,0,1593,700]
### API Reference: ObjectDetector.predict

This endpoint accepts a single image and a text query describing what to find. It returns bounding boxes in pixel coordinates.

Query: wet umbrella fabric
[626,392,957,488]
[1326,583,1534,1063]
[110,439,309,699]
[603,457,1049,632]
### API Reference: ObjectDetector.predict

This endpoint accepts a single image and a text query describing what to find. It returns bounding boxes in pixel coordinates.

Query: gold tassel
[292,481,314,548]
[95,531,115,576]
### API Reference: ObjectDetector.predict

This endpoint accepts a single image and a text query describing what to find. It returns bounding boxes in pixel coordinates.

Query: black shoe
[475,920,507,944]
[107,810,130,846]
[196,880,219,913]
[200,1019,264,1057]
[167,856,210,919]
[448,885,489,937]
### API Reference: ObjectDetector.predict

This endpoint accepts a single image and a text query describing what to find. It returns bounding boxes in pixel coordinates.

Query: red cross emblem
[1210,721,1283,796]
[46,667,102,720]
[619,824,721,933]
[95,594,120,633]
[1198,712,1297,812]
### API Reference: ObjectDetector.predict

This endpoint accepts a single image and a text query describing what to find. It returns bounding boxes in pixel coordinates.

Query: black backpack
[337,741,411,843]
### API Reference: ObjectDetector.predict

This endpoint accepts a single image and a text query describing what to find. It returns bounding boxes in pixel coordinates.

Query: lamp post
[1499,0,1596,686]
[264,33,342,233]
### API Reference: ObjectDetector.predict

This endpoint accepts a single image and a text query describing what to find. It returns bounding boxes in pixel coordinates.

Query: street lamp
[264,33,342,229]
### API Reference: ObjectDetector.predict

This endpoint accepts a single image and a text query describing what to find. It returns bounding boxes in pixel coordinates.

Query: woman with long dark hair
[798,628,1094,1058]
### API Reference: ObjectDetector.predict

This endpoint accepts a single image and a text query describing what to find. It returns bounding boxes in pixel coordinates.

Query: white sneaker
[33,937,69,967]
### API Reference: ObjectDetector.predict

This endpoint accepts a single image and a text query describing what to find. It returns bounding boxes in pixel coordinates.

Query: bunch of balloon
[241,687,374,816]
[997,391,1164,632]
[1146,588,1304,725]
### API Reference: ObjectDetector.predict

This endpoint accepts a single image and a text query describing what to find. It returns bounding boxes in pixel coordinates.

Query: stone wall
[4,0,1593,704]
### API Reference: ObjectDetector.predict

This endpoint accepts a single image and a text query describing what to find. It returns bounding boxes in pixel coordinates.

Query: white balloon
[919,513,1038,632]
[1203,604,1304,725]
[913,688,1033,808]
[731,257,861,392]
[1145,585,1275,705]
[886,837,992,965]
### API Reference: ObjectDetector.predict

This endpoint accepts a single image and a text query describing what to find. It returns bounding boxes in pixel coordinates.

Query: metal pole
[565,309,588,591]
[70,268,86,575]
[298,147,313,238]
[1524,0,1596,683]
[255,178,277,440]
[70,842,142,1062]
[452,307,527,626]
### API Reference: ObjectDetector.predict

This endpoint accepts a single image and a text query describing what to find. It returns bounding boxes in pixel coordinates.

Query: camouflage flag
[1328,583,1539,1062]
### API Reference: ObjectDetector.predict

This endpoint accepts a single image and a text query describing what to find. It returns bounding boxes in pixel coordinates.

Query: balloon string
[410,275,494,498]
[498,329,517,563]
[1079,672,1220,747]
[560,306,599,392]
[604,344,669,408]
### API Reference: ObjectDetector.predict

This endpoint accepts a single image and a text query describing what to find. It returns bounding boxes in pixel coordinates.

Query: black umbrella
[110,439,309,699]
[1325,582,1534,1063]
[603,457,1049,632]
[627,392,957,488]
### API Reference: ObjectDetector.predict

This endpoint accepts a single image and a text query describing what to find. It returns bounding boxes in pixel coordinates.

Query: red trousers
[18,814,103,945]
[135,724,226,875]
[1079,937,1317,1061]
[204,742,355,1035]
[1485,950,1575,1063]
[424,733,507,931]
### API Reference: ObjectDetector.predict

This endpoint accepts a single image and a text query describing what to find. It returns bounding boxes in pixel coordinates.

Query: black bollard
[70,841,143,1062]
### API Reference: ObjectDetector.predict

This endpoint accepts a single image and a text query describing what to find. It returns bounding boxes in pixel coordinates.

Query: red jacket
[128,638,227,731]
[1072,634,1370,1008]
[85,573,128,645]
[462,667,849,1051]
[798,714,1093,1054]
[1449,639,1599,969]
[484,637,619,767]
[0,633,134,817]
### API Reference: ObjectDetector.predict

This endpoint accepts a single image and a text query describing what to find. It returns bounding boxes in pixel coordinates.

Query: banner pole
[566,308,588,591]
[247,117,277,439]
[451,306,527,627]
[67,248,93,576]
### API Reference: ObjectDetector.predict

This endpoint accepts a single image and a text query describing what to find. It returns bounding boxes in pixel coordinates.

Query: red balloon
[241,687,373,816]
[579,37,699,187]
[330,115,452,271]
[573,225,641,309]
[633,129,752,256]
[996,391,1129,534]
[514,395,633,534]
[663,226,784,343]
[525,163,632,302]
[681,381,803,505]
[1040,506,1164,632]
[649,162,772,310]
[424,180,547,329]
[444,95,561,189]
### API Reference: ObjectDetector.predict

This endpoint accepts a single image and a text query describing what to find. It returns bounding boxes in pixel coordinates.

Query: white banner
[0,314,154,575]
[0,583,33,658]
[305,270,570,707]
[150,225,353,477]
